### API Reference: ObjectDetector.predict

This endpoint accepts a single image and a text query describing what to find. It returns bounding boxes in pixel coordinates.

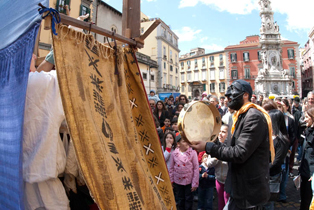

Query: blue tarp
[158,92,180,101]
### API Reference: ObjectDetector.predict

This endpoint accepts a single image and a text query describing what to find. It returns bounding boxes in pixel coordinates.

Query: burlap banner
[53,25,175,210]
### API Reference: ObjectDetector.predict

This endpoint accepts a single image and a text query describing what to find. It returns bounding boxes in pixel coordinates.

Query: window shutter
[292,49,295,59]
[85,7,91,22]
[66,0,71,10]
[56,0,60,10]
[235,53,237,61]
[80,4,83,16]
[203,84,206,91]
[230,53,232,60]
[248,52,250,60]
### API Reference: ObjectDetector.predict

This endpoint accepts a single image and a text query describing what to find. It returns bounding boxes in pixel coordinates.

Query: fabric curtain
[53,24,176,209]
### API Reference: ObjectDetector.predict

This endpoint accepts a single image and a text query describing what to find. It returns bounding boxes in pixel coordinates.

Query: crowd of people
[149,84,314,210]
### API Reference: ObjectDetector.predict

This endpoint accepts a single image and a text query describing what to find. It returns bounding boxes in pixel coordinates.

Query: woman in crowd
[299,107,314,210]
[153,100,169,127]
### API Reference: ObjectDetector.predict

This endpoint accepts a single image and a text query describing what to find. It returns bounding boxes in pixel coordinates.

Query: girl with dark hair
[162,132,176,170]
[262,100,278,112]
[264,109,290,209]
[178,94,189,105]
[153,100,169,127]
[299,107,314,210]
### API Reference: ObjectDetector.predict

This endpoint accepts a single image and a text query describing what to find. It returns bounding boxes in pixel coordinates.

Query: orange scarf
[231,102,275,163]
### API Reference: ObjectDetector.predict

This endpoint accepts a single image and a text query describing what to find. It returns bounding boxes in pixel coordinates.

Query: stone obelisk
[255,0,293,96]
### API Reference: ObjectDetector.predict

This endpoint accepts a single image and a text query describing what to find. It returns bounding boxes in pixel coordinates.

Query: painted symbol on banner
[102,118,113,140]
[108,143,118,154]
[154,172,164,185]
[85,49,102,77]
[124,68,130,79]
[148,157,158,168]
[129,98,138,109]
[122,176,133,190]
[164,196,172,206]
[90,74,103,92]
[127,83,134,94]
[135,114,144,127]
[93,89,104,106]
[159,186,169,195]
[143,143,154,155]
[127,192,142,210]
[112,156,126,172]
[138,130,149,142]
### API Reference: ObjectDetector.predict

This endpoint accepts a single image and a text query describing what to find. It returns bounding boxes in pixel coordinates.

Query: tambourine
[178,101,222,144]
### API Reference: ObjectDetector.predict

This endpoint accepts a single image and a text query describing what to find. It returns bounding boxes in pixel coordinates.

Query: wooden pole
[59,14,143,48]
[122,0,141,39]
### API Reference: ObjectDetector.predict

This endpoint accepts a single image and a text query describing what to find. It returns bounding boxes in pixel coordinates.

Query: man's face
[251,97,256,103]
[308,94,314,105]
[210,98,218,106]
[218,125,228,143]
[149,100,155,110]
[259,95,263,101]
[220,98,224,104]
[224,98,228,107]
[177,104,184,112]
[164,119,171,127]
[150,92,155,96]
[228,82,245,110]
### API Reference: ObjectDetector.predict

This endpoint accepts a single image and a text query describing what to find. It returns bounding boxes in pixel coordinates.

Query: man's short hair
[220,96,225,100]
[210,95,219,102]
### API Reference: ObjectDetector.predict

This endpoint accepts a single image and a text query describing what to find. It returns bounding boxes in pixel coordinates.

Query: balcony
[181,80,185,84]
[219,61,224,66]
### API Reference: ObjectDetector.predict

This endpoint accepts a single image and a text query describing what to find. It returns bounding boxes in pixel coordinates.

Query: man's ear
[243,92,249,101]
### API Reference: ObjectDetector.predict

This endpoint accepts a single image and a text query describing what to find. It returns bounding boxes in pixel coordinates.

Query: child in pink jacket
[169,134,199,210]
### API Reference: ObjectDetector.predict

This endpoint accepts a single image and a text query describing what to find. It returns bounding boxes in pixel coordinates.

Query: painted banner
[53,25,175,210]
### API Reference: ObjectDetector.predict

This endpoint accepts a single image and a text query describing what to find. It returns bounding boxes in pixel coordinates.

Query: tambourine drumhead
[178,101,221,144]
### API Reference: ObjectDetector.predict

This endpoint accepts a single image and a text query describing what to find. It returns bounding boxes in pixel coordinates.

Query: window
[194,71,199,81]
[164,62,166,69]
[170,50,173,60]
[292,81,295,89]
[219,69,224,79]
[175,77,178,86]
[170,75,173,84]
[202,57,205,65]
[163,73,167,84]
[151,75,155,81]
[243,52,250,62]
[56,0,70,14]
[209,56,214,62]
[176,68,178,73]
[244,68,250,79]
[219,54,223,61]
[230,53,237,63]
[181,62,184,67]
[175,54,177,63]
[181,73,185,81]
[174,38,177,46]
[80,4,90,22]
[143,72,147,80]
[194,59,198,65]
[162,27,166,38]
[163,46,166,57]
[288,49,295,59]
[219,82,225,92]
[170,65,173,71]
[210,70,215,80]
[290,67,295,78]
[141,27,144,34]
[187,72,192,81]
[210,83,215,92]
[182,85,185,92]
[187,60,191,68]
[257,51,262,61]
[231,70,238,79]
[202,70,207,81]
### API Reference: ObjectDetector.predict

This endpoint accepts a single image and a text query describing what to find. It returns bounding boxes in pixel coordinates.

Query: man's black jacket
[205,108,270,208]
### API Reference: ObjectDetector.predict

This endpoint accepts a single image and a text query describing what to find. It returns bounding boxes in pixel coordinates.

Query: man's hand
[202,172,208,178]
[191,187,197,192]
[190,141,207,152]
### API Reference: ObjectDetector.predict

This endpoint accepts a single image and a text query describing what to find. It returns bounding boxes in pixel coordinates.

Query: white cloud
[178,0,314,31]
[201,44,224,52]
[173,27,202,42]
[200,36,208,43]
[147,0,157,1]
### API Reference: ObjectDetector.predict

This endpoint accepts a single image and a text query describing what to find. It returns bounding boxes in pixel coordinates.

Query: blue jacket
[199,165,215,188]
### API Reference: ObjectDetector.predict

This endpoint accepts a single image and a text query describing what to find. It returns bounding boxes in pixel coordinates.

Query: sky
[103,0,314,55]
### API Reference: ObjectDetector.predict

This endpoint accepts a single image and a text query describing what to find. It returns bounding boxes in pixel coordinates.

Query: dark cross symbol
[164,196,172,206]
[112,156,126,172]
[90,74,103,92]
[154,172,164,185]
[122,176,133,190]
[138,130,149,142]
[159,186,169,195]
[135,114,144,127]
[148,157,158,168]
[108,143,118,154]
[85,49,102,77]
[129,98,138,109]
[127,83,134,94]
[143,143,154,155]
[124,68,130,79]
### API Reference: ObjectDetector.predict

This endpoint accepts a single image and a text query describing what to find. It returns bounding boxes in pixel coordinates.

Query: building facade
[38,0,93,58]
[225,35,301,95]
[179,48,227,100]
[139,13,180,94]
[302,27,314,97]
